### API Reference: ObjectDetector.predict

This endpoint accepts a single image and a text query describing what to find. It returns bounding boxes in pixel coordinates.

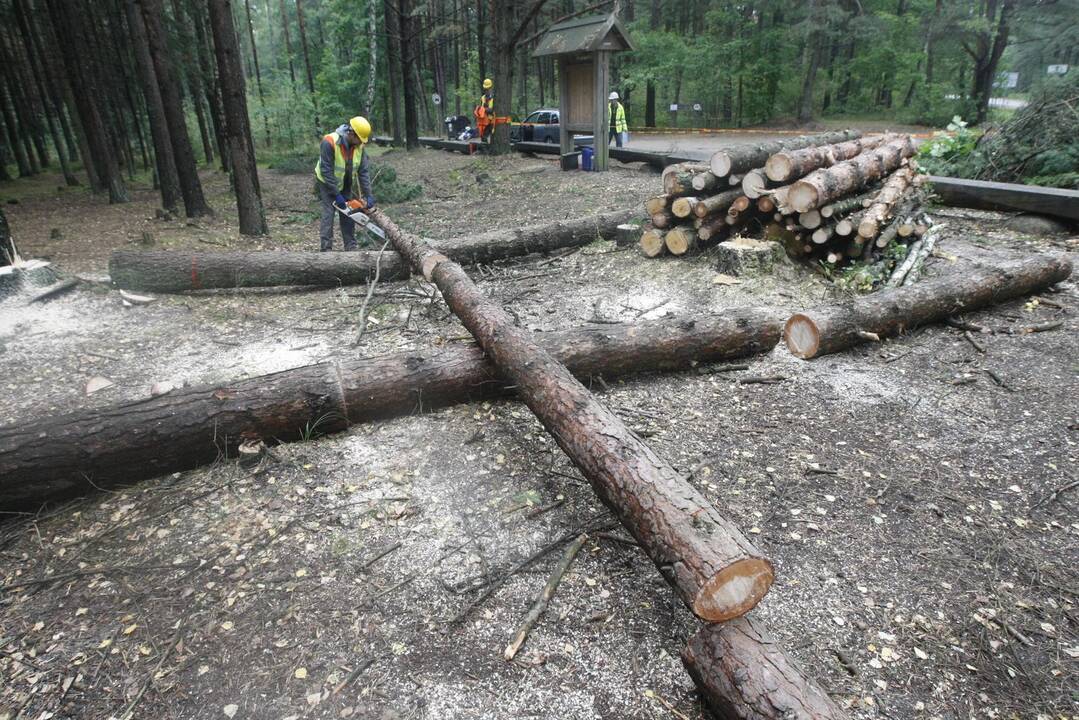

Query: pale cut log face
[693,558,774,622]
[784,314,820,359]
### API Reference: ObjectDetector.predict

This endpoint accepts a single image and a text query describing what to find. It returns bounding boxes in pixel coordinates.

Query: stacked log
[638,132,932,291]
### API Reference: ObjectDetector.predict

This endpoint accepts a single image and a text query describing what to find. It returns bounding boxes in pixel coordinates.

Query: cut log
[0,309,783,510]
[639,228,668,257]
[671,197,701,219]
[663,163,710,197]
[757,196,775,214]
[694,189,743,219]
[820,190,875,219]
[697,217,729,242]
[811,225,833,245]
[741,169,772,200]
[927,176,1079,221]
[109,208,638,292]
[764,134,889,183]
[692,171,722,192]
[683,619,848,720]
[651,211,674,229]
[709,129,862,178]
[857,167,913,240]
[770,186,792,215]
[665,226,698,255]
[798,210,822,230]
[728,195,751,216]
[645,195,670,215]
[367,206,774,622]
[784,253,1072,359]
[787,136,915,213]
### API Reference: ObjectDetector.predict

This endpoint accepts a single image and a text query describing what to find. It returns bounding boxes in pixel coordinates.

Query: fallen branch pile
[639,132,941,291]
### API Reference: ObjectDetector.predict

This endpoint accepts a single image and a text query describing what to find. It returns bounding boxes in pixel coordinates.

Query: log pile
[637,132,938,291]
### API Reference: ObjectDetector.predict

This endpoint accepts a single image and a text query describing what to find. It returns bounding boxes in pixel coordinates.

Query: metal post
[593,51,609,171]
[558,57,572,157]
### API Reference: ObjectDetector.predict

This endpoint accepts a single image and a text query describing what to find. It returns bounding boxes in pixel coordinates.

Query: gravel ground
[0,151,1076,720]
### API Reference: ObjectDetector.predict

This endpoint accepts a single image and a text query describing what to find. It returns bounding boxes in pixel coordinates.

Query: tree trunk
[368,205,774,622]
[765,135,888,183]
[971,0,1014,125]
[110,208,638,291]
[787,136,914,213]
[125,0,182,214]
[0,76,32,178]
[191,4,229,171]
[710,130,861,178]
[277,0,298,86]
[365,0,378,115]
[209,0,268,236]
[294,0,320,129]
[384,0,404,144]
[797,0,822,124]
[44,0,128,202]
[398,0,420,148]
[0,309,781,510]
[138,0,212,216]
[784,254,1072,360]
[242,0,271,147]
[683,619,848,720]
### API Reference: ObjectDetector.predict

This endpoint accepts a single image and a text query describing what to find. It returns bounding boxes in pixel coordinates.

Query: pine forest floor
[0,147,1077,720]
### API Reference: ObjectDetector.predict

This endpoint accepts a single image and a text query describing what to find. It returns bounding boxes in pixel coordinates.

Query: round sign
[692,103,702,112]
[432,93,442,105]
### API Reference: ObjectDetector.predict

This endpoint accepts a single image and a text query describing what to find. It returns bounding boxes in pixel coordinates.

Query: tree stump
[615,223,641,247]
[715,237,785,276]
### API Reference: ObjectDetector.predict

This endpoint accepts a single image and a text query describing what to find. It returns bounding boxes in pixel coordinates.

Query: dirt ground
[1,147,1077,720]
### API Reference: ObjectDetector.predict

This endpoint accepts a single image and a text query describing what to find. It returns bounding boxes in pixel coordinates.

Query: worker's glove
[334,193,347,207]
[346,199,364,211]
[364,194,376,210]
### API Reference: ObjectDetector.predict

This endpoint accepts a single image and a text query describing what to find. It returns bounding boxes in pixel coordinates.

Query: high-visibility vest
[608,102,627,133]
[314,131,362,186]
[480,92,494,112]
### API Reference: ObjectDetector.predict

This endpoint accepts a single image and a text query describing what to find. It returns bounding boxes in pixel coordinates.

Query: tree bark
[383,0,404,144]
[125,0,182,214]
[110,208,638,291]
[398,0,420,148]
[209,0,268,236]
[241,0,271,147]
[683,618,848,720]
[294,0,320,129]
[138,0,212,217]
[367,205,774,622]
[44,0,128,202]
[0,309,781,510]
[787,136,914,213]
[710,130,861,178]
[784,254,1072,360]
[277,0,298,86]
[765,135,888,183]
[857,167,913,240]
[0,74,32,178]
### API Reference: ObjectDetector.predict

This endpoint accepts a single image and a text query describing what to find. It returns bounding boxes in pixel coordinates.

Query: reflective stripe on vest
[608,103,627,133]
[314,132,361,185]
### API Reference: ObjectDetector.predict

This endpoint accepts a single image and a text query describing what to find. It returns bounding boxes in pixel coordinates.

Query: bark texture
[367,205,774,622]
[784,254,1072,359]
[787,137,914,213]
[110,208,637,292]
[0,310,781,510]
[682,619,848,720]
[857,167,912,240]
[709,130,861,178]
[765,134,888,183]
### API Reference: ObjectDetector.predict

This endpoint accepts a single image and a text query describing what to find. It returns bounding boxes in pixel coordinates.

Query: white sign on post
[692,103,702,112]
[669,103,679,111]
[1047,64,1069,75]
[432,93,442,105]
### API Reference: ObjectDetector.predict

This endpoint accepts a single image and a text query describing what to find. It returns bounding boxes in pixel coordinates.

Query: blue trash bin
[581,146,594,171]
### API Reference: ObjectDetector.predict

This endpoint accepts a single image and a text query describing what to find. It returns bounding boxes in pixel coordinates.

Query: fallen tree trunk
[0,310,782,510]
[695,189,743,219]
[109,208,638,292]
[709,130,862,178]
[784,253,1072,359]
[764,134,889,183]
[682,619,848,720]
[665,226,697,255]
[368,206,774,622]
[787,137,915,213]
[663,164,709,196]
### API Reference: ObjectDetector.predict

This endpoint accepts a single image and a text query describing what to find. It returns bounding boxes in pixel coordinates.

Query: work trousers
[317,181,357,252]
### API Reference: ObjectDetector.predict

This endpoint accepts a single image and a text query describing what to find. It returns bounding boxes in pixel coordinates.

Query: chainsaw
[334,202,387,241]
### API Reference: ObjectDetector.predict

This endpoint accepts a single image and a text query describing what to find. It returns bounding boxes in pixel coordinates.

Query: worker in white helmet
[608,91,628,147]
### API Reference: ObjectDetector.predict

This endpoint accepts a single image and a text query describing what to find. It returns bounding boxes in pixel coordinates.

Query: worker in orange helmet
[477,78,495,142]
[314,116,375,251]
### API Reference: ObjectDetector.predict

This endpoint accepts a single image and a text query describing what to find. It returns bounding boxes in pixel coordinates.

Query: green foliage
[369,163,422,204]
[917,116,980,175]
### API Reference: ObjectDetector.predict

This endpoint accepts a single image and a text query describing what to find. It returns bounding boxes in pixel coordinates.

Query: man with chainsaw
[608,91,628,148]
[315,116,376,252]
[476,78,495,142]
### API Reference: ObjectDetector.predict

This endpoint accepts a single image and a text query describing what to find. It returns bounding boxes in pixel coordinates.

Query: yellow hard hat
[483,78,493,89]
[349,116,371,143]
